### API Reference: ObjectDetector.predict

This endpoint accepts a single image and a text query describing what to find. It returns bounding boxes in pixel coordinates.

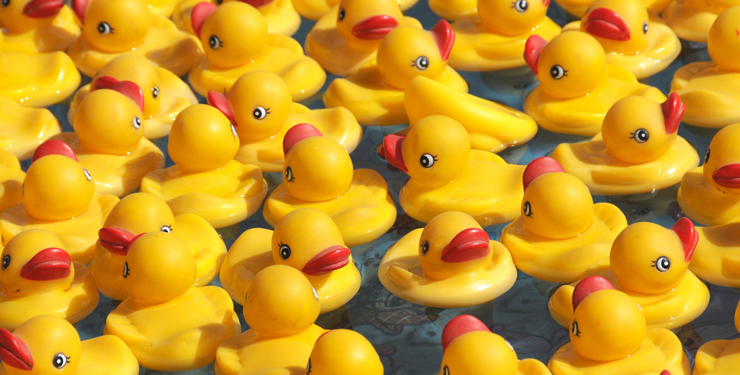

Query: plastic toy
[67,0,203,77]
[215,265,325,375]
[263,124,396,247]
[305,0,421,76]
[220,208,360,313]
[91,192,226,300]
[0,229,99,330]
[292,0,417,20]
[0,0,79,53]
[378,211,517,308]
[549,218,709,330]
[188,1,325,101]
[144,0,178,17]
[447,0,561,71]
[552,94,699,195]
[207,70,362,173]
[306,329,384,375]
[523,31,666,136]
[693,299,740,374]
[324,20,468,126]
[0,315,138,375]
[548,276,691,375]
[662,0,740,43]
[173,0,301,37]
[0,96,60,160]
[428,0,477,21]
[557,0,671,18]
[68,55,198,140]
[0,141,119,263]
[104,231,240,371]
[0,150,24,213]
[500,157,627,284]
[140,105,268,229]
[381,115,524,226]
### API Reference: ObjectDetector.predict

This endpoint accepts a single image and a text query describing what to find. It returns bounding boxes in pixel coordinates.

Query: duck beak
[0,329,33,371]
[32,140,77,162]
[302,246,351,276]
[441,228,490,263]
[207,91,237,125]
[70,0,88,23]
[20,248,72,281]
[23,0,64,18]
[572,275,615,310]
[671,217,697,262]
[524,35,547,75]
[191,2,217,38]
[661,93,684,134]
[240,0,273,7]
[431,19,455,61]
[98,228,141,256]
[583,8,631,41]
[713,163,740,189]
[352,15,399,40]
[382,134,407,172]
[661,371,671,375]
[542,0,551,5]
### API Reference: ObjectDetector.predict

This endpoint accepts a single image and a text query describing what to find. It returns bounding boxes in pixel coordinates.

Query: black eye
[338,8,345,21]
[653,256,670,272]
[253,106,269,120]
[306,358,312,374]
[443,366,450,375]
[97,21,112,35]
[704,149,710,164]
[550,65,567,79]
[123,262,130,278]
[52,353,69,369]
[571,321,581,337]
[285,166,295,183]
[160,225,172,233]
[152,86,159,99]
[643,21,648,34]
[523,201,533,218]
[513,0,528,12]
[413,56,429,70]
[420,241,429,255]
[419,153,437,168]
[132,116,141,129]
[630,128,649,143]
[209,35,222,50]
[83,169,92,181]
[2,255,9,270]
[215,0,222,4]
[1,0,9,7]
[279,242,291,259]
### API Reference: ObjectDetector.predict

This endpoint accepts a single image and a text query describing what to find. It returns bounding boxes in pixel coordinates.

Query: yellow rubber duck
[292,0,417,20]
[429,0,477,21]
[662,0,739,43]
[68,55,198,140]
[215,265,325,375]
[306,329,384,375]
[549,218,709,330]
[0,229,99,330]
[305,0,421,76]
[552,94,700,195]
[548,276,691,375]
[90,192,226,300]
[523,31,666,136]
[439,315,551,375]
[67,0,203,77]
[207,70,362,173]
[104,231,240,371]
[557,0,672,18]
[0,315,138,375]
[173,0,301,39]
[0,0,79,53]
[670,6,740,128]
[447,0,561,72]
[500,157,627,284]
[381,115,524,226]
[263,124,396,247]
[561,0,680,79]
[144,0,178,17]
[0,150,24,213]
[693,299,740,374]
[324,20,468,126]
[0,96,60,160]
[0,141,119,263]
[379,211,517,308]
[188,1,325,101]
[140,104,268,229]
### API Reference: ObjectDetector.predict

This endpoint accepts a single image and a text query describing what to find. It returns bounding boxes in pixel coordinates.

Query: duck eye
[571,321,581,337]
[83,169,92,181]
[338,8,345,21]
[52,353,69,369]
[419,153,437,168]
[279,242,291,259]
[152,86,159,99]
[2,254,9,270]
[704,149,710,164]
[132,116,141,130]
[253,106,269,120]
[420,241,429,255]
[123,262,130,278]
[307,358,312,374]
[513,0,528,12]
[215,0,222,4]
[443,366,450,375]
[653,256,670,272]
[643,21,648,34]
[550,65,567,80]
[97,21,112,35]
[630,128,649,143]
[285,166,295,183]
[1,0,9,7]
[160,225,172,233]
[413,56,429,71]
[523,201,533,218]
[209,35,222,50]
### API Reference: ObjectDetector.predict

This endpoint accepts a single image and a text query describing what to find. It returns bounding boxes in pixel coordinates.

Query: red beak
[661,93,684,134]
[431,20,455,61]
[23,0,64,18]
[32,140,77,162]
[239,0,274,7]
[524,35,547,75]
[440,228,490,263]
[351,15,399,40]
[302,246,351,276]
[441,315,490,351]
[98,228,142,256]
[522,156,564,190]
[0,329,33,371]
[572,275,615,310]
[661,371,671,375]
[583,8,631,41]
[191,2,217,38]
[671,217,697,262]
[542,0,551,5]
[20,248,71,281]
[283,123,323,156]
[70,0,88,23]
[713,163,740,189]
[207,91,236,125]
[382,134,407,172]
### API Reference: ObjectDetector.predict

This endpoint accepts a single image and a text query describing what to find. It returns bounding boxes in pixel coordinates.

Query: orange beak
[352,15,399,40]
[20,248,72,281]
[440,228,490,263]
[23,0,64,18]
[302,246,351,276]
[382,134,407,172]
[0,329,32,371]
[583,8,631,41]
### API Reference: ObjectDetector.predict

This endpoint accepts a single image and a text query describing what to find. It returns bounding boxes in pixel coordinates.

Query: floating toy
[662,0,740,43]
[188,1,325,101]
[215,265,325,375]
[428,0,477,21]
[0,229,99,330]
[221,208,360,313]
[173,0,300,39]
[140,105,268,229]
[263,124,395,247]
[91,192,226,300]
[0,96,60,160]
[144,0,178,17]
[324,20,468,126]
[552,94,699,195]
[381,115,524,225]
[207,70,362,173]
[292,0,417,20]
[500,157,627,284]
[306,329,384,375]
[0,0,79,53]
[557,0,671,18]
[0,150,24,213]
[104,231,240,371]
[693,299,740,374]
[523,31,666,136]
[379,211,517,308]
[0,141,118,263]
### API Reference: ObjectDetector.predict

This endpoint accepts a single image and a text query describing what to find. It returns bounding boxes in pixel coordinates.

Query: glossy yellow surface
[524,31,666,136]
[556,0,671,18]
[0,230,99,330]
[145,0,178,17]
[174,0,300,39]
[104,231,240,371]
[292,0,417,20]
[0,3,79,54]
[215,265,325,375]
[0,150,24,213]
[0,96,60,160]
[662,0,740,43]
[0,50,80,108]
[307,329,384,375]
[693,300,740,375]
[429,0,478,21]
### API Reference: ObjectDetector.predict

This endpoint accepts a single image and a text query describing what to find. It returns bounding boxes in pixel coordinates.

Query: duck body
[292,0,417,20]
[0,96,60,160]
[557,0,672,18]
[173,0,300,37]
[690,223,740,288]
[0,50,80,107]
[307,329,384,375]
[429,0,478,21]
[0,3,79,54]
[693,300,740,375]
[0,150,24,213]
[662,0,740,43]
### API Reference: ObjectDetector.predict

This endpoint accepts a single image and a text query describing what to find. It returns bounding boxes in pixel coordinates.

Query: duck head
[702,123,740,191]
[93,55,162,118]
[708,6,740,72]
[307,329,383,375]
[168,104,239,172]
[101,193,175,238]
[0,0,65,32]
[581,0,649,54]
[72,0,151,53]
[215,0,275,9]
[440,315,518,375]
[478,0,551,36]
[0,315,82,375]
[335,0,403,47]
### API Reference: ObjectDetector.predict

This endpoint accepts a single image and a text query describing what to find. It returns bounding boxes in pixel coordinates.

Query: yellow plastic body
[0,4,79,53]
[441,330,551,375]
[173,0,300,38]
[556,0,671,18]
[145,0,178,17]
[0,96,60,160]
[690,222,740,288]
[292,0,417,20]
[429,0,478,21]
[693,301,740,375]
[308,329,384,375]
[662,0,740,43]
[0,50,80,108]
[0,150,24,213]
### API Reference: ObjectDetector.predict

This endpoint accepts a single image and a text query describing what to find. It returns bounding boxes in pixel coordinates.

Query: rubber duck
[324,20,468,126]
[447,0,561,72]
[404,76,538,153]
[90,192,226,301]
[693,299,740,374]
[549,218,709,330]
[0,0,79,53]
[0,315,138,375]
[500,157,627,284]
[523,31,666,136]
[662,0,740,43]
[561,0,680,79]
[428,0,477,21]
[551,94,700,195]
[557,0,672,18]
[379,211,517,308]
[548,276,691,375]
[305,0,421,76]
[439,315,551,375]
[215,265,325,375]
[0,150,23,213]
[104,231,240,371]
[207,70,362,173]
[306,329,383,375]
[0,229,99,330]
[0,96,60,160]
[381,115,524,226]
[670,6,740,128]
[188,1,325,101]
[144,0,178,17]
[220,208,360,313]
[0,141,119,263]
[66,0,203,77]
[263,124,396,247]
[292,0,417,20]
[68,55,198,140]
[173,0,301,37]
